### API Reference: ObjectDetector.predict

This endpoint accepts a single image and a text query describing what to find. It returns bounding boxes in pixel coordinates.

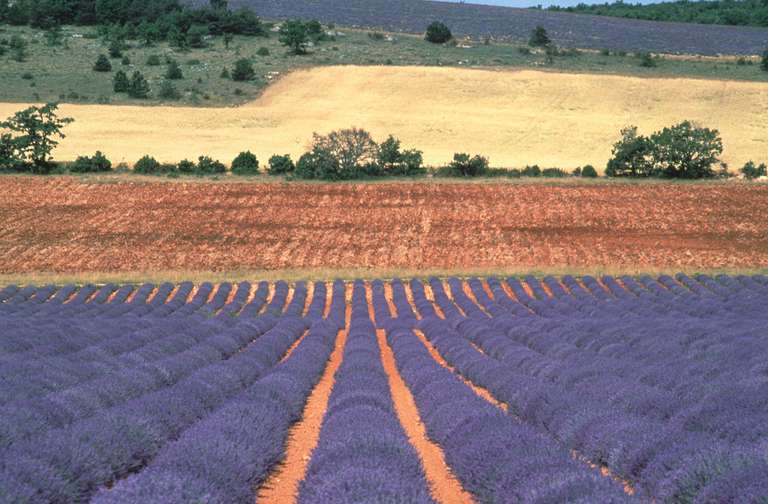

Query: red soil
[2,179,767,275]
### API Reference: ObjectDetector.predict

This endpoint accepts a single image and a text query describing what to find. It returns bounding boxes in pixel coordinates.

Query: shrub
[309,128,379,179]
[425,22,452,44]
[93,54,112,72]
[648,121,722,178]
[581,164,598,177]
[177,159,196,173]
[158,81,181,100]
[529,26,550,47]
[128,71,150,98]
[522,164,542,177]
[572,166,582,176]
[69,151,112,173]
[295,148,338,180]
[231,58,255,81]
[186,25,208,49]
[21,72,33,80]
[605,126,653,177]
[740,161,767,180]
[121,56,131,65]
[146,54,162,66]
[220,67,230,79]
[267,154,294,175]
[196,155,226,175]
[639,52,657,67]
[518,46,531,55]
[368,32,385,41]
[165,60,183,80]
[134,155,161,174]
[113,70,129,92]
[542,167,568,177]
[378,135,425,176]
[231,150,259,175]
[279,19,310,55]
[446,153,489,177]
[256,46,270,56]
[305,20,327,42]
[761,49,768,72]
[108,39,122,58]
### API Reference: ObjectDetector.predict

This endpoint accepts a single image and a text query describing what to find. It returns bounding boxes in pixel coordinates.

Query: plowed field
[1,177,766,279]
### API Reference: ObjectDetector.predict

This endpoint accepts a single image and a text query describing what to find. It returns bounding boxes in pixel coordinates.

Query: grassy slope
[0,24,766,107]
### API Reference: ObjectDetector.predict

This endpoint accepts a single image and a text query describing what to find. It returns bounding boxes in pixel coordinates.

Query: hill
[1,66,766,171]
[192,0,768,55]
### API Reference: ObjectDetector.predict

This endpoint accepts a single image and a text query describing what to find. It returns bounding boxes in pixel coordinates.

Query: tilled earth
[1,177,767,275]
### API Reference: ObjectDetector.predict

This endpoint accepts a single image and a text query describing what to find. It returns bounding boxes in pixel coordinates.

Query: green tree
[137,20,161,46]
[378,135,424,175]
[128,70,150,98]
[0,103,74,172]
[310,128,379,179]
[279,19,310,55]
[165,60,183,80]
[210,0,228,10]
[761,49,768,71]
[267,154,294,175]
[44,26,63,46]
[113,70,129,92]
[196,155,226,174]
[134,155,161,174]
[157,80,181,100]
[9,35,27,62]
[231,58,255,81]
[70,151,112,173]
[648,121,723,178]
[529,25,551,47]
[425,22,452,44]
[231,150,259,174]
[223,32,233,49]
[740,160,767,179]
[93,54,112,72]
[108,38,122,58]
[447,153,489,177]
[639,52,657,67]
[186,25,208,49]
[605,126,653,177]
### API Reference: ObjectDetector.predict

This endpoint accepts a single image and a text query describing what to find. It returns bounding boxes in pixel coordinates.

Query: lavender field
[213,0,768,55]
[1,275,767,503]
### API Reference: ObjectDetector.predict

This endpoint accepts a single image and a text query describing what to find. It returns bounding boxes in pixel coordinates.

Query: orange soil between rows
[2,178,768,276]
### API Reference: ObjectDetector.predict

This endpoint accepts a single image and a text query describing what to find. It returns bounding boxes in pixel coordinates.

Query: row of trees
[546,0,768,28]
[1,105,763,180]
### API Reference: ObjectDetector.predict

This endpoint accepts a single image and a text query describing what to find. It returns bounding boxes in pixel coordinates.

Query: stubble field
[1,66,767,171]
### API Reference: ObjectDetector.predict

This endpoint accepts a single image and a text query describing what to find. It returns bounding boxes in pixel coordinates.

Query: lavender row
[298,282,434,503]
[93,319,339,504]
[0,315,279,450]
[0,316,309,503]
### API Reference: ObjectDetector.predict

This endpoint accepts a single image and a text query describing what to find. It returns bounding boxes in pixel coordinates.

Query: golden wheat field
[2,66,767,171]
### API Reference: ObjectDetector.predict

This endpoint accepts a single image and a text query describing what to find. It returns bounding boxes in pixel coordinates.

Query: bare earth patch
[1,178,767,279]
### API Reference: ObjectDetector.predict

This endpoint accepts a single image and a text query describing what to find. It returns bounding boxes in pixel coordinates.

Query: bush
[69,151,112,173]
[231,58,255,81]
[607,122,722,178]
[605,126,653,177]
[108,39,122,58]
[146,54,162,66]
[760,49,768,72]
[186,25,208,49]
[639,52,657,67]
[196,155,226,174]
[157,80,181,100]
[529,26,550,47]
[368,32,385,41]
[176,159,196,173]
[231,150,259,175]
[377,135,425,176]
[522,164,542,177]
[740,161,767,180]
[121,56,131,65]
[128,71,150,98]
[267,154,294,175]
[220,67,230,79]
[542,167,568,177]
[93,54,112,72]
[445,153,489,177]
[165,60,183,80]
[113,70,129,92]
[295,148,338,180]
[279,19,310,55]
[256,46,270,56]
[134,155,161,174]
[425,22,452,44]
[581,165,598,177]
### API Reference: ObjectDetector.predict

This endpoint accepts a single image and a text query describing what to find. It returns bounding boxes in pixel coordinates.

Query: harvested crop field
[2,66,767,171]
[2,275,767,502]
[1,177,767,280]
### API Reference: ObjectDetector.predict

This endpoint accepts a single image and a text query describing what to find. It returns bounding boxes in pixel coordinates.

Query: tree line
[1,104,765,180]
[546,0,768,28]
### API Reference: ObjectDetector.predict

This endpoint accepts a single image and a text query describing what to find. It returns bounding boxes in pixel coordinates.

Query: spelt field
[1,276,766,502]
[2,65,767,171]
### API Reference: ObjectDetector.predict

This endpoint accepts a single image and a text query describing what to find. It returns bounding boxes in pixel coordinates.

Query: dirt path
[376,329,475,504]
[2,66,766,170]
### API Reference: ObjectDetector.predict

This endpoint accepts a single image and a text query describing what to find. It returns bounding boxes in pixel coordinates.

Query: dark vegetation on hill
[182,0,768,55]
[548,0,768,28]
